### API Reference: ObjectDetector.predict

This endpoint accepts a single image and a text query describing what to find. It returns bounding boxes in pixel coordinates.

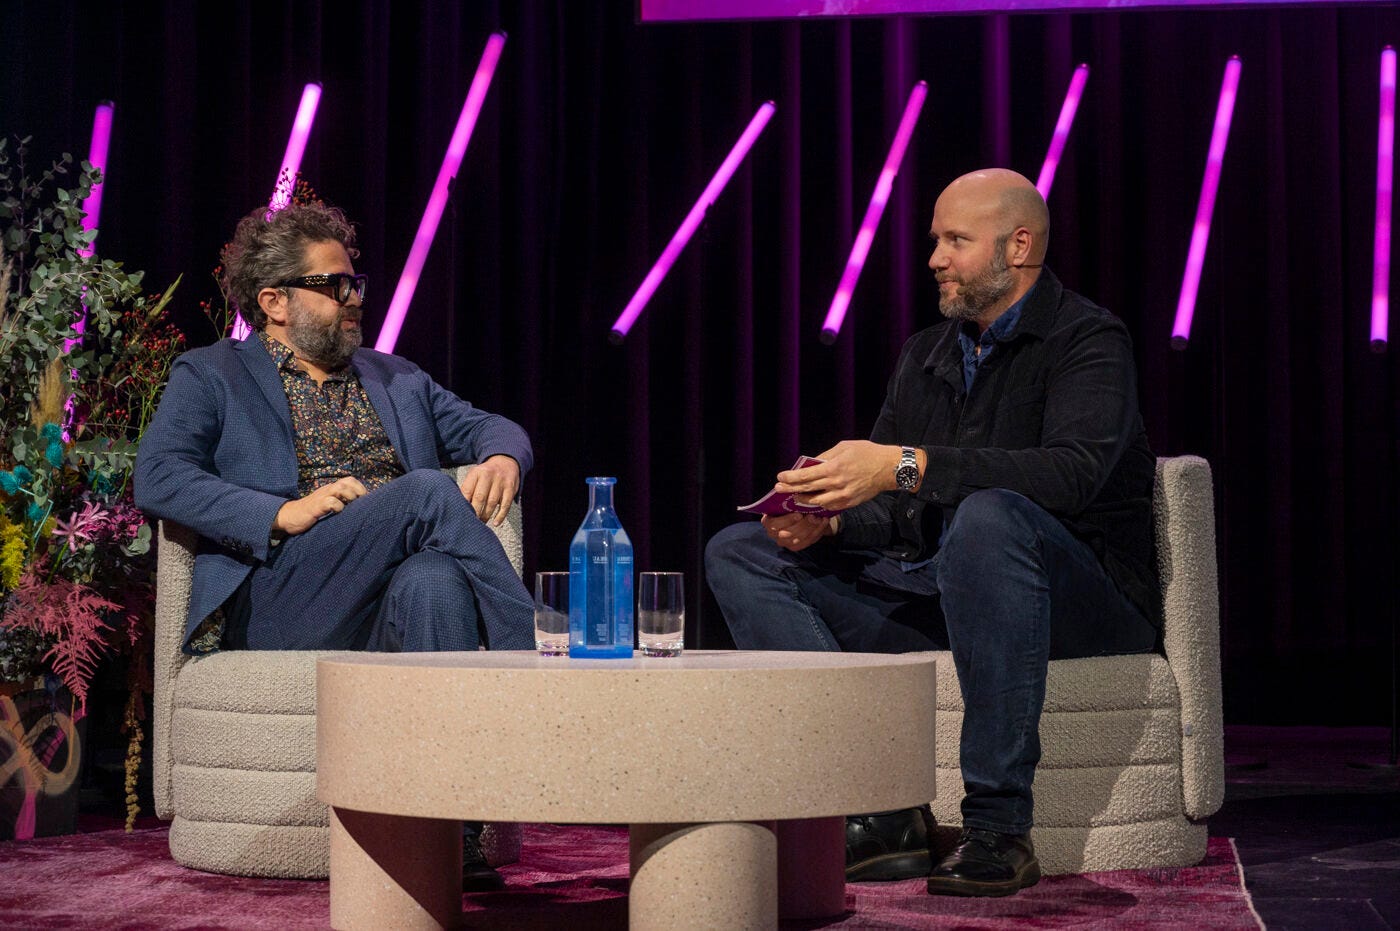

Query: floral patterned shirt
[256,331,404,495]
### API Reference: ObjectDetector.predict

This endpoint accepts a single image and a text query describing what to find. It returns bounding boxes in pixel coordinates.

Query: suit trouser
[224,469,533,652]
[705,488,1157,835]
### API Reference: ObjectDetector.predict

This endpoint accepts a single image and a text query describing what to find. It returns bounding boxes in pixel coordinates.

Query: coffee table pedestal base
[330,807,462,930]
[629,822,777,929]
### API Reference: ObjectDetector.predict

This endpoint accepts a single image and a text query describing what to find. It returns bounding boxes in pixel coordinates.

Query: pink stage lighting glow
[232,83,324,340]
[267,83,324,216]
[1171,56,1242,350]
[820,82,928,345]
[79,102,115,259]
[1036,65,1089,199]
[1372,46,1396,353]
[375,33,507,354]
[66,101,115,356]
[609,101,777,344]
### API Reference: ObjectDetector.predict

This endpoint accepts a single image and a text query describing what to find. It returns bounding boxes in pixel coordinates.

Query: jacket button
[906,507,915,518]
[929,491,940,501]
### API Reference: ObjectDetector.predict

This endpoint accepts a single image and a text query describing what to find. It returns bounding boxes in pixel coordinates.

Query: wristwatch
[894,446,920,491]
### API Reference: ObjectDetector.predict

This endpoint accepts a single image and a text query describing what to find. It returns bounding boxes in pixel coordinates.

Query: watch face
[895,464,920,490]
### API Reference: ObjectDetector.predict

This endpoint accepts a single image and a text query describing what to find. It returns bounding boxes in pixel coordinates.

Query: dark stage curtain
[4,1,1398,724]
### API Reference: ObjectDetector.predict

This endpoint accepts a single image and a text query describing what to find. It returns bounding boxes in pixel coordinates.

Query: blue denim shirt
[955,283,1035,394]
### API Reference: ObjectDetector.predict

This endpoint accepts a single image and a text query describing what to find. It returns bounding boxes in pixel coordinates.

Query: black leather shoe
[926,827,1040,897]
[845,805,936,881]
[462,831,506,892]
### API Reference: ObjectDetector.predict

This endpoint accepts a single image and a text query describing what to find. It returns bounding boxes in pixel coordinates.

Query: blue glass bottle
[568,477,634,658]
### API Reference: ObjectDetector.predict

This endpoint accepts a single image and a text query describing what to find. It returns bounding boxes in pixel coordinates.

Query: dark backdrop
[3,0,1397,725]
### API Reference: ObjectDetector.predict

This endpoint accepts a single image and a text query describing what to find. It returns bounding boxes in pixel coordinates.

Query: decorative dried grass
[30,356,69,429]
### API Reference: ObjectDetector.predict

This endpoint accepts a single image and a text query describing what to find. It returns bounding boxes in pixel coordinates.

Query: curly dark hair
[219,202,360,329]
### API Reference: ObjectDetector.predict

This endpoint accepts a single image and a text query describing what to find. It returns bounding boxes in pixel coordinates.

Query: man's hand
[761,512,836,552]
[775,440,915,511]
[459,454,520,526]
[273,476,367,536]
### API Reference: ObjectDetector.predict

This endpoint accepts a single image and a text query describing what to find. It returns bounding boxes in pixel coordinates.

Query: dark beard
[287,299,361,369]
[939,238,1014,322]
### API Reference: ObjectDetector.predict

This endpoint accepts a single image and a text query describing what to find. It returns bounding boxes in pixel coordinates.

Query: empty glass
[637,571,684,657]
[534,571,570,656]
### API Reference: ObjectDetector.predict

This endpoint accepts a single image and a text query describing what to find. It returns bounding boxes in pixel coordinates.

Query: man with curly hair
[135,201,533,661]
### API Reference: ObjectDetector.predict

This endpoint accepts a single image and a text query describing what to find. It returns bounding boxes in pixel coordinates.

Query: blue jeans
[705,489,1157,835]
[223,469,533,652]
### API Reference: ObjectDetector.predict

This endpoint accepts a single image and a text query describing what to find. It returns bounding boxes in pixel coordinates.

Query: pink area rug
[0,823,1261,929]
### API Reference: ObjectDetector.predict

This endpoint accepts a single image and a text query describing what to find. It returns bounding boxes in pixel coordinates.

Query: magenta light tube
[233,83,324,339]
[1036,65,1089,199]
[78,102,114,258]
[66,101,115,357]
[1372,47,1396,353]
[609,101,777,343]
[267,83,323,216]
[1171,56,1242,350]
[820,82,928,345]
[375,33,507,354]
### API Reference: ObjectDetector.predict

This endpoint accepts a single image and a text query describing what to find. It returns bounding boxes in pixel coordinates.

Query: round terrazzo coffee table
[316,649,937,930]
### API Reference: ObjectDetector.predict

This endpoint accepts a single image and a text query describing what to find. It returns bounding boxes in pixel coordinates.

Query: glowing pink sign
[610,102,776,343]
[376,33,507,354]
[1036,65,1089,199]
[642,0,1391,18]
[1171,56,1241,349]
[820,82,927,345]
[1373,46,1395,353]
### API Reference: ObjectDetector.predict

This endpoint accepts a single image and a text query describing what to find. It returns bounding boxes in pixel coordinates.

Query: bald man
[706,170,1160,897]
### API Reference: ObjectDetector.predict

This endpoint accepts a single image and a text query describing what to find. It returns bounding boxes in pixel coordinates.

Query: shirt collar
[256,329,296,371]
[957,279,1037,351]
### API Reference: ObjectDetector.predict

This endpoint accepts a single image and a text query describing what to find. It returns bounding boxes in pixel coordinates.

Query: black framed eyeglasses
[278,273,368,305]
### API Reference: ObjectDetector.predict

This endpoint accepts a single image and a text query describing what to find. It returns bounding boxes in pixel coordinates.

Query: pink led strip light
[78,102,114,258]
[65,101,115,354]
[610,102,777,343]
[375,33,507,354]
[1373,46,1395,353]
[820,82,927,345]
[267,83,324,216]
[232,83,323,340]
[1172,56,1242,349]
[1036,64,1089,199]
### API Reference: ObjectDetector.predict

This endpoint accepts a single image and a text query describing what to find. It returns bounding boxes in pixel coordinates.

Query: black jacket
[837,268,1162,626]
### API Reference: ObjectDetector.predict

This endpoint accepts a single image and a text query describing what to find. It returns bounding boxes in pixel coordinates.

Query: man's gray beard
[939,246,1015,322]
[287,298,361,369]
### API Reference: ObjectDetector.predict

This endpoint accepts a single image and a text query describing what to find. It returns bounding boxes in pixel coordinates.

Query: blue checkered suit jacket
[134,334,532,649]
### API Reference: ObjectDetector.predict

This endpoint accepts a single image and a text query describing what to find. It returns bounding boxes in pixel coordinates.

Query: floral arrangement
[0,137,184,830]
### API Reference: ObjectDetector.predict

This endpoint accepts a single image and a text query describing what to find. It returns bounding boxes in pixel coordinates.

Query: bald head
[928,169,1049,330]
[941,169,1050,264]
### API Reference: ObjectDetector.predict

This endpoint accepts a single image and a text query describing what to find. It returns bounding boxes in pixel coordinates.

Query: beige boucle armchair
[930,455,1223,874]
[151,466,524,878]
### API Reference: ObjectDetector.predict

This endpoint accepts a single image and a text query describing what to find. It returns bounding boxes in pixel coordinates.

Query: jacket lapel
[235,335,295,440]
[355,354,411,470]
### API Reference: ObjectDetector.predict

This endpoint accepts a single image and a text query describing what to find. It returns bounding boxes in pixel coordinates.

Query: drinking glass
[637,571,684,657]
[534,571,570,656]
